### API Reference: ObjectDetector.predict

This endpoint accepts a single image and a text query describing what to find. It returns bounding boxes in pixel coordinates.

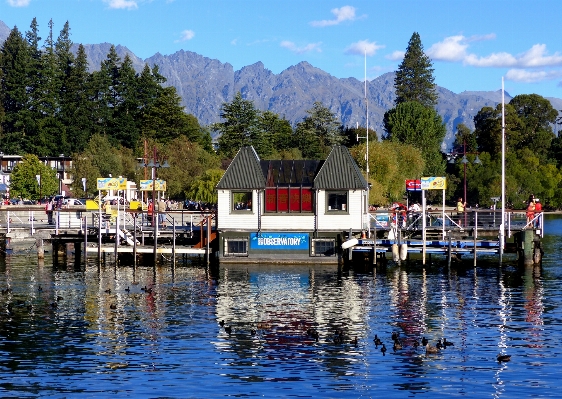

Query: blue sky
[2,0,562,99]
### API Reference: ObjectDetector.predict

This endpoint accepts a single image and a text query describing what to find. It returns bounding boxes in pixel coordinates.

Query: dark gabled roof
[216,146,266,189]
[217,145,367,190]
[261,160,321,187]
[313,146,368,190]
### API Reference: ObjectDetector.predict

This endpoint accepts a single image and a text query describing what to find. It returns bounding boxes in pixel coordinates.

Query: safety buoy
[400,243,408,261]
[392,244,399,262]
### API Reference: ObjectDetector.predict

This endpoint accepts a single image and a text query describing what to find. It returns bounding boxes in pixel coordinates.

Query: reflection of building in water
[213,265,369,373]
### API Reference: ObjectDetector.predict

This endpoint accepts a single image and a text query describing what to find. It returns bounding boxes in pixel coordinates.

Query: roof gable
[314,146,368,190]
[216,146,266,189]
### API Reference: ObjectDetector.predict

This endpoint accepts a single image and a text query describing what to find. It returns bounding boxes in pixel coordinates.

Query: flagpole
[500,77,505,262]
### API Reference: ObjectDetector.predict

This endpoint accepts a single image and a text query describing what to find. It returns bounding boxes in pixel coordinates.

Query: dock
[345,209,543,266]
[0,206,216,266]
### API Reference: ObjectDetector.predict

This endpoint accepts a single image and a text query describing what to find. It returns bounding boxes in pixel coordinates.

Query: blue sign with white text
[250,232,309,250]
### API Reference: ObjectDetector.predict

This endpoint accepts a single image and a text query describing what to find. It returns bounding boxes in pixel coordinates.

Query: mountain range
[1,19,561,149]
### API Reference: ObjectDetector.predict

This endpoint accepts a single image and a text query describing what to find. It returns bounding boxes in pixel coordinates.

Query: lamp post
[448,140,481,205]
[138,147,169,265]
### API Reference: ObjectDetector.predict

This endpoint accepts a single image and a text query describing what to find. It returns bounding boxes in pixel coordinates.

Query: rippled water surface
[1,216,562,398]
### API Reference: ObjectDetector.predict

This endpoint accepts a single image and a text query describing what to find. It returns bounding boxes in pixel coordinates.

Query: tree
[215,92,272,159]
[156,136,220,199]
[452,123,477,152]
[509,94,557,160]
[0,26,33,154]
[294,102,343,159]
[9,154,59,200]
[186,169,224,203]
[351,141,424,205]
[394,32,438,108]
[383,101,446,175]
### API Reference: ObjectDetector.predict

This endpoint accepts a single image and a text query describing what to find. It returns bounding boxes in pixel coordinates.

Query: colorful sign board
[97,177,127,190]
[421,177,447,190]
[139,179,167,191]
[405,179,421,192]
[250,232,309,250]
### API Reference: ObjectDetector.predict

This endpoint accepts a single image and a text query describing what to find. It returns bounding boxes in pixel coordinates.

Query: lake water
[1,216,561,398]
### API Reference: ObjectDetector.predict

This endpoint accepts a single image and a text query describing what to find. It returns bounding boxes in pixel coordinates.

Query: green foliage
[351,141,425,205]
[383,101,445,176]
[9,154,59,200]
[186,169,224,203]
[294,102,343,159]
[394,32,438,108]
[156,136,221,199]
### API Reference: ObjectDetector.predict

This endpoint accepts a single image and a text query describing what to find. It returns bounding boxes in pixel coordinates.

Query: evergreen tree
[0,27,32,154]
[215,92,271,159]
[63,44,92,154]
[294,102,343,159]
[394,32,438,108]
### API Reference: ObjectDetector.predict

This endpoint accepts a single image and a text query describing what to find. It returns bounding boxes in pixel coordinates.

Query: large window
[232,192,252,211]
[265,187,313,213]
[326,191,348,212]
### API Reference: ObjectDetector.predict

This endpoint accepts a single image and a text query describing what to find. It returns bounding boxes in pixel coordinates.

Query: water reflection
[0,217,561,397]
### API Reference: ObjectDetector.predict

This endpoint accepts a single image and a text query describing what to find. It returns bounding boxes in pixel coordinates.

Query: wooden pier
[0,206,216,266]
[345,209,543,266]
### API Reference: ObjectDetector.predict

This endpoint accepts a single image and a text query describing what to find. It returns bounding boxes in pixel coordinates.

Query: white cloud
[7,0,31,6]
[280,41,322,54]
[505,68,562,83]
[310,5,358,27]
[427,35,468,62]
[386,50,405,61]
[176,30,195,42]
[231,38,238,46]
[104,0,138,10]
[345,40,384,56]
[427,35,562,70]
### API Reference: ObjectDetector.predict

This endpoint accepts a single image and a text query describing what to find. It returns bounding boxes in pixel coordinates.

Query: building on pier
[216,146,369,263]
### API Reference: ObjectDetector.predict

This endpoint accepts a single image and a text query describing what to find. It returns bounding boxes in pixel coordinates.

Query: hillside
[2,20,560,149]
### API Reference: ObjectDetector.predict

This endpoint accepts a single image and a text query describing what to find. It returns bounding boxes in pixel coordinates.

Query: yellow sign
[421,176,447,190]
[97,177,127,190]
[140,179,167,191]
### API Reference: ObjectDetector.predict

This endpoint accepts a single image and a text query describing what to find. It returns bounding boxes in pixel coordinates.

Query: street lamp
[138,147,169,265]
[448,140,482,205]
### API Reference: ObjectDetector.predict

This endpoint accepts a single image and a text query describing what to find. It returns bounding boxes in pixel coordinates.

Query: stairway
[118,228,140,246]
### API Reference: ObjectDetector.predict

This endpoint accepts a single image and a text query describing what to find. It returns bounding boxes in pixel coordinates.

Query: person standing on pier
[456,197,466,227]
[158,198,167,229]
[526,195,536,226]
[533,198,542,228]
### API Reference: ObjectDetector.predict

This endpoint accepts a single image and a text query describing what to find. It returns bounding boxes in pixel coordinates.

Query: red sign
[405,179,421,192]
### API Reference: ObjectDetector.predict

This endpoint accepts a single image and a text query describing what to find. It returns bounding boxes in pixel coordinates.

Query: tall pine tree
[394,32,438,108]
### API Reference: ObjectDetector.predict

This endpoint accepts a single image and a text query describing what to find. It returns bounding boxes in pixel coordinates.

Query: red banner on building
[405,179,421,192]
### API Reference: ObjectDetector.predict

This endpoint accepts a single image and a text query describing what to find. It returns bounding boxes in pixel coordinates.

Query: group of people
[526,194,542,228]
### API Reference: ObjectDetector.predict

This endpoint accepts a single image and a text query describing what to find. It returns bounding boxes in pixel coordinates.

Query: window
[265,187,313,213]
[224,238,248,256]
[232,192,252,211]
[311,239,336,256]
[327,191,348,212]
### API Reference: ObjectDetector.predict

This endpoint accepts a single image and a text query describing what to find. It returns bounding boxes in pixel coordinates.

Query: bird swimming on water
[425,343,440,355]
[497,354,511,362]
[381,344,387,356]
